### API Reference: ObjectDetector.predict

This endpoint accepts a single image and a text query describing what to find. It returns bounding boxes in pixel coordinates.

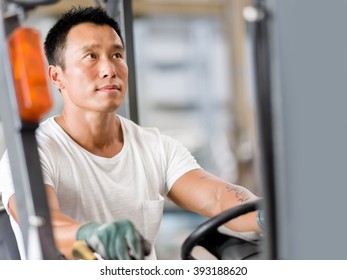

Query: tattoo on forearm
[225,184,250,203]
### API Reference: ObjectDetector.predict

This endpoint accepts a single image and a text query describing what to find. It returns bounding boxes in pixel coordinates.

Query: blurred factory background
[0,0,259,259]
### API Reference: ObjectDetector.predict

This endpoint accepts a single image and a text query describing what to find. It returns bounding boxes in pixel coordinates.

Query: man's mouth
[97,84,121,92]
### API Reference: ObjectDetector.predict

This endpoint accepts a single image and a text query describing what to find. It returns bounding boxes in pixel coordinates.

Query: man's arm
[167,168,261,233]
[8,185,150,260]
[8,185,80,259]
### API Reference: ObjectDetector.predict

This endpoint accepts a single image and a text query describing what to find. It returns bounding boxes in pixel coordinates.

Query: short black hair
[44,6,123,69]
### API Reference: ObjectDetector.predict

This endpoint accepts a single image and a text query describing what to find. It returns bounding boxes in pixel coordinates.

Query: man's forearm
[50,210,81,259]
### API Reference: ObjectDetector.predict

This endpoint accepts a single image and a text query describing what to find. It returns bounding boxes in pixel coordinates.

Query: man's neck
[54,112,124,158]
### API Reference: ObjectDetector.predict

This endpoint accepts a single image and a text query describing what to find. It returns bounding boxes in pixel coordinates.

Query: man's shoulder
[36,116,64,150]
[118,115,161,138]
[37,116,56,133]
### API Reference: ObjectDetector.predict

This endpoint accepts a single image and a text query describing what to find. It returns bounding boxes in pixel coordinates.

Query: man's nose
[99,59,116,78]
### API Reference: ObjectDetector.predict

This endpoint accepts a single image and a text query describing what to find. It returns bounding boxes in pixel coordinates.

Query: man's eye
[86,53,96,59]
[113,53,123,59]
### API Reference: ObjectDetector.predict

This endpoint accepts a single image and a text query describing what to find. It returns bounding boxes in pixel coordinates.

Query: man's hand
[76,219,151,260]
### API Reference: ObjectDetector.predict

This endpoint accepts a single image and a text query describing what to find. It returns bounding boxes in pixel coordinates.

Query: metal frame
[0,0,60,259]
[243,0,276,259]
[106,0,139,124]
[244,0,347,259]
[0,208,20,259]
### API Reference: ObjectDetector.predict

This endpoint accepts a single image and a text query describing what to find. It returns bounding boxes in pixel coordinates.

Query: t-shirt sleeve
[0,151,15,213]
[162,134,201,193]
[0,146,55,214]
[37,147,55,188]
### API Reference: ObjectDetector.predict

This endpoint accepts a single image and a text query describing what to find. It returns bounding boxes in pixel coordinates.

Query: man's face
[54,23,128,113]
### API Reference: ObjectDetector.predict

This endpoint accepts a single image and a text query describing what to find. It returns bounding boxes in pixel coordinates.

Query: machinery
[181,199,263,260]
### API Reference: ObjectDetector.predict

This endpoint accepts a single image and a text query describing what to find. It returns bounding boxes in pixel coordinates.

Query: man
[0,6,261,260]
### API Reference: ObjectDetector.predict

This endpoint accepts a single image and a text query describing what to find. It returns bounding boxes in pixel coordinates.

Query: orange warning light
[8,27,52,123]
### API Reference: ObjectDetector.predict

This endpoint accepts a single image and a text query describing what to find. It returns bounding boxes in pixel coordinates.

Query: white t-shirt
[0,115,200,259]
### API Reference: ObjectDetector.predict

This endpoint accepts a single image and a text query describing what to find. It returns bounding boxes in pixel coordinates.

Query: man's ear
[48,65,65,90]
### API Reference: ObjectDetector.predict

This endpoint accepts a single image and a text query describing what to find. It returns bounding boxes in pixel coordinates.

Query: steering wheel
[181,199,263,260]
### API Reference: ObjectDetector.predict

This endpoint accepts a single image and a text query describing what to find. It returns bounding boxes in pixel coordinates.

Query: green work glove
[76,219,151,260]
[256,209,265,230]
